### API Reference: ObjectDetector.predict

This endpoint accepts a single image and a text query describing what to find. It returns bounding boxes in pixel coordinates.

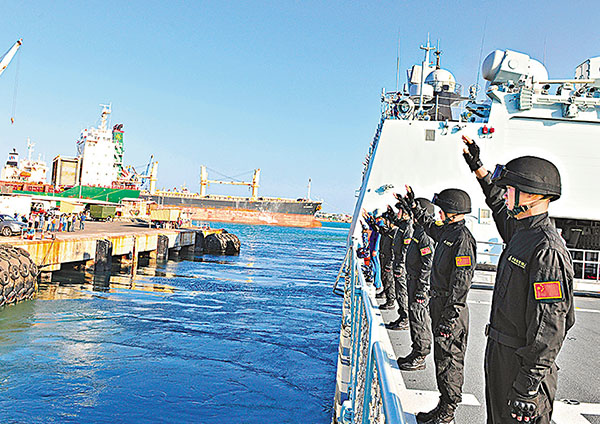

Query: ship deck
[379,287,600,424]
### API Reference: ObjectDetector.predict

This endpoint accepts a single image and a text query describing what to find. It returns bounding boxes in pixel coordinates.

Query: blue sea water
[0,222,348,423]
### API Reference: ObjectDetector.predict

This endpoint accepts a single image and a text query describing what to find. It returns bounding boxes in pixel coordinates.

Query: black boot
[422,403,456,424]
[398,354,426,371]
[375,291,386,299]
[396,350,416,365]
[385,317,409,330]
[379,300,395,310]
[416,401,441,423]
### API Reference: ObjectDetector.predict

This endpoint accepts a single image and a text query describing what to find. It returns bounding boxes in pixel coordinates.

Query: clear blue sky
[0,1,598,213]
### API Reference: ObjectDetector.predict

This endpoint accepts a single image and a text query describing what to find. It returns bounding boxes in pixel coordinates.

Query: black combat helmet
[491,156,561,201]
[415,197,435,217]
[432,189,471,214]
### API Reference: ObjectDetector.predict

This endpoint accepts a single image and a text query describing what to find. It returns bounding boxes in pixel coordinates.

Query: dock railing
[335,244,407,424]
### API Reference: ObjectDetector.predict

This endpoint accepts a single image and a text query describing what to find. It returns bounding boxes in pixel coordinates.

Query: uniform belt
[485,324,526,349]
[431,289,450,297]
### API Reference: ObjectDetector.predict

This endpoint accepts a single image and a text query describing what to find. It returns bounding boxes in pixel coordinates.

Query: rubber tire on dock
[204,232,241,255]
[0,245,37,307]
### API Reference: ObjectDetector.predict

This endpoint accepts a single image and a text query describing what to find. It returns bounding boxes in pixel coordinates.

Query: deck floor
[379,288,600,424]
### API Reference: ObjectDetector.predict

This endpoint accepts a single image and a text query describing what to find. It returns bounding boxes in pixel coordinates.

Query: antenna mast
[418,34,434,112]
[395,31,401,91]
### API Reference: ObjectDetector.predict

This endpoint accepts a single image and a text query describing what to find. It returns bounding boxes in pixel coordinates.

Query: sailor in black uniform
[395,197,435,370]
[385,206,413,328]
[399,186,476,424]
[374,212,397,310]
[462,136,575,424]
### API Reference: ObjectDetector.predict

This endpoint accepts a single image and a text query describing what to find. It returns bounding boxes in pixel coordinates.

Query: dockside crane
[0,39,22,79]
[0,39,23,124]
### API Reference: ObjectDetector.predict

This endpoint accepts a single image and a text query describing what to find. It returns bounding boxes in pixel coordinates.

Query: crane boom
[0,39,22,79]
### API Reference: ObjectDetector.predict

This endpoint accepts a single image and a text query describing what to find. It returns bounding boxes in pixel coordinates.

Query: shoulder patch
[533,281,563,302]
[508,255,527,269]
[420,247,432,256]
[455,256,472,267]
[434,220,444,226]
[404,238,411,245]
[443,240,454,247]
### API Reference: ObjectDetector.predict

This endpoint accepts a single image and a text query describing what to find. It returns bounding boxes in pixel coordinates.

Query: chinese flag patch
[455,256,472,267]
[420,247,432,256]
[534,281,563,301]
[404,238,411,245]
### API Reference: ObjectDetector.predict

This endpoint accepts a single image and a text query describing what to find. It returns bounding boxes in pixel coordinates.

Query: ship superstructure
[76,104,122,187]
[1,140,49,184]
[332,40,600,423]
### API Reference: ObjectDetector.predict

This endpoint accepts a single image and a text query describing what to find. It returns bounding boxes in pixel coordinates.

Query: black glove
[462,137,484,172]
[507,387,541,422]
[394,197,413,219]
[415,291,427,304]
[405,185,416,208]
[393,268,403,279]
[436,321,455,338]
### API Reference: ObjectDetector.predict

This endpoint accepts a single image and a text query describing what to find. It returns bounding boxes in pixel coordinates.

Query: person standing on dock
[462,136,575,424]
[394,197,435,371]
[399,186,476,424]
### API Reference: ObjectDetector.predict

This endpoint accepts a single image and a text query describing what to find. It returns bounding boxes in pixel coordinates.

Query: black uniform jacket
[376,222,395,267]
[416,211,477,323]
[392,220,414,269]
[478,172,575,394]
[405,224,435,292]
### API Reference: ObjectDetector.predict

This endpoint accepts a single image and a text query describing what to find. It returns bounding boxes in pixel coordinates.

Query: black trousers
[381,256,395,301]
[407,276,432,356]
[393,264,408,319]
[484,339,557,424]
[430,296,469,406]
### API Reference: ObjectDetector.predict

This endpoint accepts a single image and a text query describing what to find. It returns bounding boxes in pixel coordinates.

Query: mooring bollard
[157,235,169,260]
[95,239,113,273]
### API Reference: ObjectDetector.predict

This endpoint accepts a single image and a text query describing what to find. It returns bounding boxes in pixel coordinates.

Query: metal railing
[336,247,407,424]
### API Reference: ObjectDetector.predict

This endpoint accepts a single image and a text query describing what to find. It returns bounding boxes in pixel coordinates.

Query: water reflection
[37,270,177,301]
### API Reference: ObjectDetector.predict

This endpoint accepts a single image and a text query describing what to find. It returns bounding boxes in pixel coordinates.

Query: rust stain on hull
[186,208,321,228]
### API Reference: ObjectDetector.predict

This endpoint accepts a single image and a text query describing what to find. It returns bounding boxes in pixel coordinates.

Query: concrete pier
[0,221,225,276]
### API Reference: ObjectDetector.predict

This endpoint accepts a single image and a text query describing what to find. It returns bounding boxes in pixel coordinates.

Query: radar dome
[482,50,505,82]
[528,59,549,82]
[425,69,457,92]
[482,49,548,84]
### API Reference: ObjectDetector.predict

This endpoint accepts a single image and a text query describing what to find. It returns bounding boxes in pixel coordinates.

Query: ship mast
[26,137,34,161]
[418,36,434,113]
[99,103,111,130]
[307,178,311,200]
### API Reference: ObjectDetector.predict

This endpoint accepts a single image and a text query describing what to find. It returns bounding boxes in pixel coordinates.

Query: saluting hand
[405,185,416,208]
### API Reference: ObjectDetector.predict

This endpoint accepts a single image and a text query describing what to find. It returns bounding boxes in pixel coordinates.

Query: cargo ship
[140,167,322,228]
[1,104,322,228]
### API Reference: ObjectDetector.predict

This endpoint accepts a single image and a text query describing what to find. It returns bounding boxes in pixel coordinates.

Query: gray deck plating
[379,289,600,424]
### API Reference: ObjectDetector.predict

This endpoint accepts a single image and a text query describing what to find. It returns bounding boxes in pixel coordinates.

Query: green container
[89,205,117,220]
